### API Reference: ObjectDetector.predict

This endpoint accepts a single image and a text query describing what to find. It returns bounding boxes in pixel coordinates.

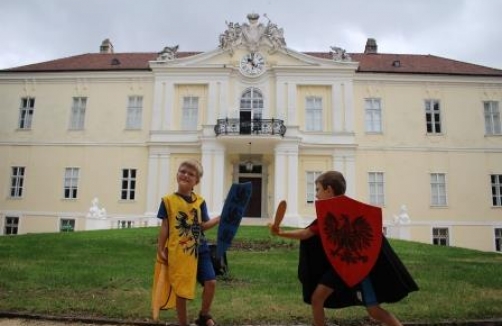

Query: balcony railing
[214,118,287,136]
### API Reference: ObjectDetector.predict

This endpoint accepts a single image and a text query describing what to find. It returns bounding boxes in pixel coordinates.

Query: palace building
[1,14,501,252]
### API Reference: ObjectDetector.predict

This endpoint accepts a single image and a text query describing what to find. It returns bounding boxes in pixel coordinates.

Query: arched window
[239,88,263,134]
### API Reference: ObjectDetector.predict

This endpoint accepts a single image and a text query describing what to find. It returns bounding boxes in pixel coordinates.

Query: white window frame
[491,174,502,207]
[64,167,80,199]
[69,97,87,130]
[495,228,502,252]
[18,97,35,129]
[181,96,199,130]
[306,96,322,131]
[365,98,382,133]
[425,99,442,134]
[432,227,450,246]
[484,101,501,135]
[126,96,143,129]
[121,168,137,200]
[240,88,264,118]
[4,216,19,235]
[60,218,75,232]
[118,220,134,229]
[368,172,385,206]
[430,173,447,207]
[306,171,322,204]
[10,166,25,198]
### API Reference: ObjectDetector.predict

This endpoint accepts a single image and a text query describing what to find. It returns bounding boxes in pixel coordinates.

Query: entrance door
[238,177,261,217]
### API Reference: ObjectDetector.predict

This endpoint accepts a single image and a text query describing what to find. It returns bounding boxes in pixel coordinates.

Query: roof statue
[219,13,286,55]
[157,45,179,61]
[330,46,352,62]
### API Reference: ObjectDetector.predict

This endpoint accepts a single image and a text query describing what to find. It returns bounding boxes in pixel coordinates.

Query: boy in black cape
[271,171,418,326]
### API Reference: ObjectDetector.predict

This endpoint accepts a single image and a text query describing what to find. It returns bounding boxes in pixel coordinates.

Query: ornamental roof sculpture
[157,44,179,61]
[330,46,352,62]
[219,13,286,55]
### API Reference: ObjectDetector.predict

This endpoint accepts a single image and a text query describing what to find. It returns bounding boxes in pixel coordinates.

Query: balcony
[214,118,287,136]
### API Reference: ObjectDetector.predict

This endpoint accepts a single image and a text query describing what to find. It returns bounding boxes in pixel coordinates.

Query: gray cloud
[1,0,501,69]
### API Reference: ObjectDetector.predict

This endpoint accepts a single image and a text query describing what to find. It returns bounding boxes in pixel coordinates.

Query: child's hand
[158,248,168,264]
[268,223,280,236]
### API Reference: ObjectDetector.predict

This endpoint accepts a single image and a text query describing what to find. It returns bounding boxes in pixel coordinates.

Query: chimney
[100,39,114,54]
[364,38,377,54]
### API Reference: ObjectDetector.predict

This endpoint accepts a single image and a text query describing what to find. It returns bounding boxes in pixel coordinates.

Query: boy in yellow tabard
[152,159,220,326]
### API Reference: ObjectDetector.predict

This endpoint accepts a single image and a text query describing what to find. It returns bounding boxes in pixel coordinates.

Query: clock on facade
[239,52,265,76]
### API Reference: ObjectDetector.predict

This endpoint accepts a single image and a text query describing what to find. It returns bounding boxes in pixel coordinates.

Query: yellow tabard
[152,193,204,319]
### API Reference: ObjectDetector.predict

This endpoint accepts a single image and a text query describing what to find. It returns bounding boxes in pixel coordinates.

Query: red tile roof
[3,51,502,76]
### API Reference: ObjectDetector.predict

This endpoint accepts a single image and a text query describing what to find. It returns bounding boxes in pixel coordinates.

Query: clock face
[239,52,265,76]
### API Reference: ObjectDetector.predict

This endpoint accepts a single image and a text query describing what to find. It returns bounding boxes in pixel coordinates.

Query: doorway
[239,110,251,134]
[238,176,262,217]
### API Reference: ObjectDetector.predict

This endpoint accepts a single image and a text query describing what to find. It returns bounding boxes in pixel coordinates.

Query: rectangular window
[64,167,79,199]
[60,219,75,232]
[431,173,447,206]
[4,216,19,235]
[432,227,449,246]
[10,166,25,198]
[425,99,442,134]
[491,174,502,206]
[182,96,199,130]
[126,96,143,129]
[69,97,87,130]
[306,97,322,131]
[368,172,385,206]
[495,228,502,252]
[306,171,322,203]
[365,98,382,133]
[18,97,35,129]
[121,169,137,200]
[484,101,501,135]
[118,220,134,229]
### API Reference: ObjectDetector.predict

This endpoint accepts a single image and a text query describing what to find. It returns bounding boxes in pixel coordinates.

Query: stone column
[145,149,171,217]
[201,141,226,216]
[274,142,300,226]
[332,149,356,197]
[332,83,343,132]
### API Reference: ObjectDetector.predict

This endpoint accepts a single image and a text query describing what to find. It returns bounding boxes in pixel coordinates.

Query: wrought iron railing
[214,118,286,136]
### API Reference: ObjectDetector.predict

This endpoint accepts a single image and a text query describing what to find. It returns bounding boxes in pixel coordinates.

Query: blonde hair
[179,159,204,179]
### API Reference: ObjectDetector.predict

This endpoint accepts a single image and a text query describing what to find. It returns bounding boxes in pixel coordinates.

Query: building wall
[1,53,501,253]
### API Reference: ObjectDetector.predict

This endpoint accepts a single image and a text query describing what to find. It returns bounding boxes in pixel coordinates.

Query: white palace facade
[1,14,501,252]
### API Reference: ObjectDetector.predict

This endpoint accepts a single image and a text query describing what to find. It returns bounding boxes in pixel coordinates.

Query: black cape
[298,229,419,308]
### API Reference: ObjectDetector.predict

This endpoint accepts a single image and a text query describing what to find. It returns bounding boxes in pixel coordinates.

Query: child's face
[177,165,199,192]
[315,182,334,200]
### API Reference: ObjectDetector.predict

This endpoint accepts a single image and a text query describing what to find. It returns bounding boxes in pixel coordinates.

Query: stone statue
[87,197,107,219]
[241,13,267,53]
[393,204,411,225]
[330,46,352,62]
[157,45,179,61]
[218,13,286,54]
[263,13,286,54]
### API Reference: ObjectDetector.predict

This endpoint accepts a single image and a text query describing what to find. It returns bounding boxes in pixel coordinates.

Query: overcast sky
[1,0,501,70]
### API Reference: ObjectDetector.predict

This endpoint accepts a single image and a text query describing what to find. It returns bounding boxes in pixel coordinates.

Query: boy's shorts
[319,268,378,307]
[197,249,216,285]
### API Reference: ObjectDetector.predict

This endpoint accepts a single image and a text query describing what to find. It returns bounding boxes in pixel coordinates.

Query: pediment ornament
[219,13,286,55]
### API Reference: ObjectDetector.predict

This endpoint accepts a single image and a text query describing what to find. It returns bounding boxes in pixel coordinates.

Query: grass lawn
[1,226,501,325]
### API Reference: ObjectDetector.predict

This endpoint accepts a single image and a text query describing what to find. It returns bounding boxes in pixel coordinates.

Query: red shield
[315,195,382,287]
